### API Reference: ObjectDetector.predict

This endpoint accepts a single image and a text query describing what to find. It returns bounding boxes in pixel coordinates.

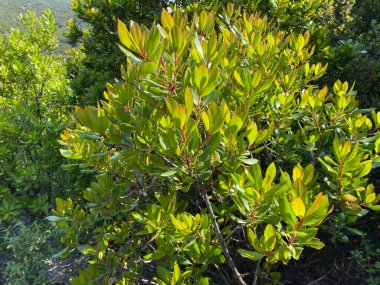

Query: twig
[260,276,284,285]
[224,225,243,242]
[150,150,178,168]
[201,182,247,285]
[252,259,261,285]
[306,265,334,285]
[151,150,189,175]
[211,265,230,285]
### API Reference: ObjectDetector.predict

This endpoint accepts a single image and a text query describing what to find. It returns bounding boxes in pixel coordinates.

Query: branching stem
[200,182,247,285]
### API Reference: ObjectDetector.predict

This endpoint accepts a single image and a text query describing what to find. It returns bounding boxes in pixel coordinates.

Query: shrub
[2,222,60,285]
[0,9,77,221]
[316,0,380,108]
[54,5,380,284]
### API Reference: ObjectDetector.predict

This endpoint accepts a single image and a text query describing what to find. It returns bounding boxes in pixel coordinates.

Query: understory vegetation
[0,1,379,284]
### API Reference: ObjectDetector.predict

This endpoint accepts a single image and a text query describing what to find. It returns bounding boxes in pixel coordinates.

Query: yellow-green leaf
[170,214,186,230]
[291,197,305,217]
[161,9,174,31]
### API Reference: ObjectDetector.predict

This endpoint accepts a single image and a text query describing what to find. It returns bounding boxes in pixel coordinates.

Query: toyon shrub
[52,4,380,284]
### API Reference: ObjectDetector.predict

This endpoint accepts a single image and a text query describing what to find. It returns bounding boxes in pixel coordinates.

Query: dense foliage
[0,10,82,284]
[65,0,329,105]
[0,9,73,221]
[316,0,380,108]
[0,1,378,284]
[65,0,168,104]
[54,6,380,284]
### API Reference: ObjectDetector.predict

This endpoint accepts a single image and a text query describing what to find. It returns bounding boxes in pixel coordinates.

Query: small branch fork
[200,182,247,285]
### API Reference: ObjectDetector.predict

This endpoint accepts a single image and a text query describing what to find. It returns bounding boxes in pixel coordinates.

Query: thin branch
[200,182,247,285]
[210,265,230,285]
[306,265,334,285]
[224,225,243,242]
[151,150,178,168]
[151,150,189,175]
[252,259,261,285]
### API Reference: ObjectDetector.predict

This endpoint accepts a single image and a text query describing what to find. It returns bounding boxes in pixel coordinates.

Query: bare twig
[260,276,284,285]
[306,265,334,285]
[252,259,261,285]
[200,182,247,285]
[151,150,189,175]
[211,265,230,285]
[224,225,243,242]
[150,150,178,168]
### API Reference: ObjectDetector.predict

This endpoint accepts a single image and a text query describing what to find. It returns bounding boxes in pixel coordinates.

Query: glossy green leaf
[237,249,264,261]
[280,196,297,226]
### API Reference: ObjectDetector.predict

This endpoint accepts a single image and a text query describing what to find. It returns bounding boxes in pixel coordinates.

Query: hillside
[0,0,73,35]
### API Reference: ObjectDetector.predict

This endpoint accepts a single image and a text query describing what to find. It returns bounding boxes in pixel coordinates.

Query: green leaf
[52,247,71,259]
[367,205,380,211]
[263,181,289,200]
[141,62,158,74]
[194,34,204,60]
[161,170,177,177]
[225,114,243,136]
[365,193,376,204]
[332,137,340,160]
[118,20,138,52]
[184,88,193,121]
[248,163,263,190]
[303,194,329,226]
[318,157,338,175]
[251,70,262,88]
[146,26,161,57]
[303,164,314,185]
[173,263,180,282]
[305,192,323,217]
[280,195,297,226]
[234,70,245,87]
[263,224,277,251]
[247,228,264,253]
[157,266,171,284]
[245,123,258,145]
[77,245,96,255]
[194,65,209,89]
[255,74,275,93]
[304,238,325,249]
[161,10,174,31]
[356,160,372,177]
[238,249,264,261]
[46,215,66,222]
[144,251,166,260]
[118,44,142,65]
[171,25,183,52]
[172,104,187,128]
[197,278,210,285]
[170,214,186,230]
[262,162,276,190]
[295,34,305,51]
[201,111,210,131]
[202,132,220,157]
[239,158,259,165]
[291,197,305,217]
[347,227,364,236]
